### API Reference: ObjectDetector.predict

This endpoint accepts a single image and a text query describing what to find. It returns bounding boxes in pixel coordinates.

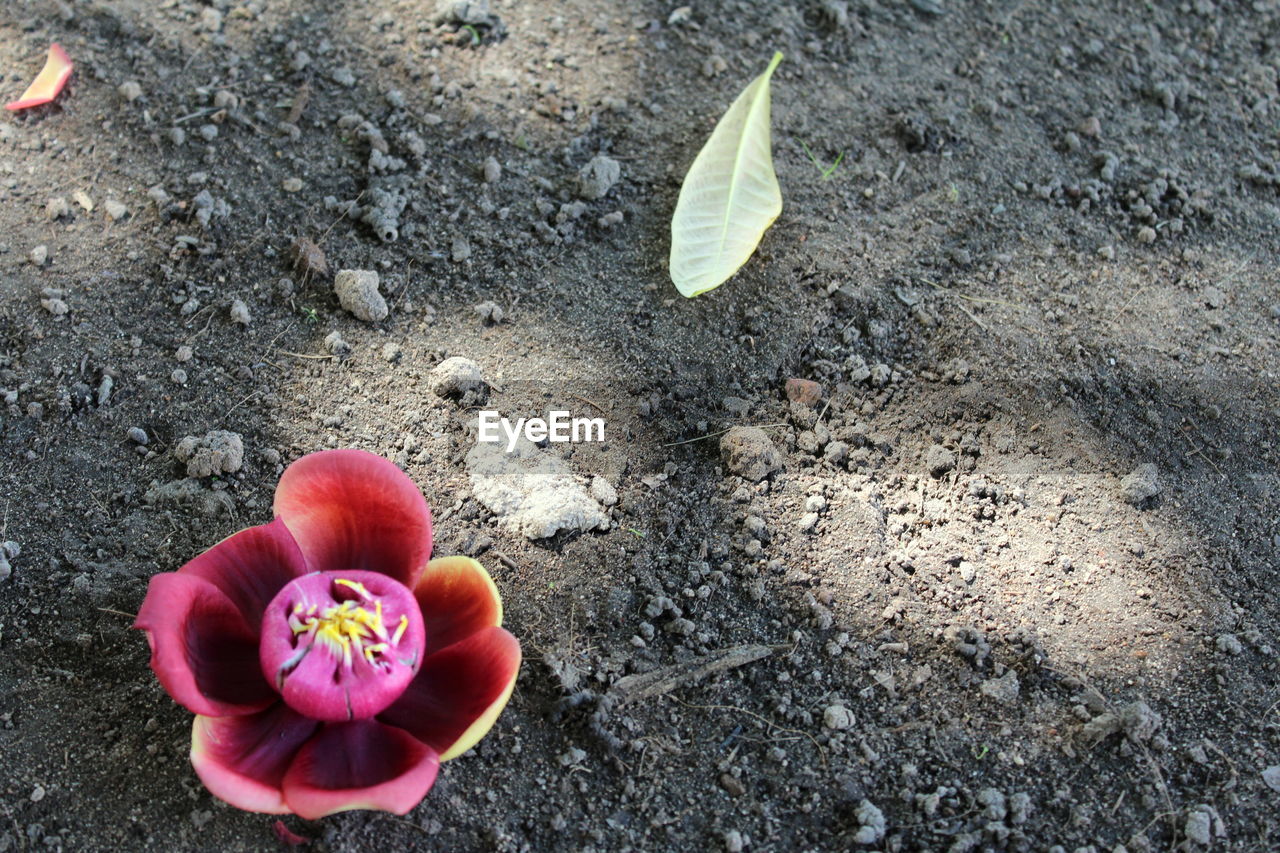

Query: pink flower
[134,449,520,819]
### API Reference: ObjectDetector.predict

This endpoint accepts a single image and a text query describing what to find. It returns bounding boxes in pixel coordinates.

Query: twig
[663,422,788,448]
[493,550,520,571]
[285,79,311,125]
[571,394,606,415]
[672,696,828,769]
[1177,424,1224,479]
[956,302,990,331]
[922,277,1019,307]
[98,607,137,620]
[610,645,774,704]
[278,350,334,360]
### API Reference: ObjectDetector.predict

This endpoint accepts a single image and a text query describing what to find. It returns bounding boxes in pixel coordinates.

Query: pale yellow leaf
[669,52,784,298]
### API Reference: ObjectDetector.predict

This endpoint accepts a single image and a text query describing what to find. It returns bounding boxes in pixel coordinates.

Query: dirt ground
[1,0,1278,850]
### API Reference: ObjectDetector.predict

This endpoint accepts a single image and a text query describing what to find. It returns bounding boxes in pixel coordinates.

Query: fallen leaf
[669,52,783,297]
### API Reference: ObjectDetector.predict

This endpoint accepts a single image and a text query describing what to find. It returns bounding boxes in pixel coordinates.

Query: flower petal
[135,573,277,716]
[5,43,73,111]
[179,518,309,631]
[191,705,319,814]
[281,721,439,819]
[414,555,503,655]
[378,626,520,761]
[273,449,432,588]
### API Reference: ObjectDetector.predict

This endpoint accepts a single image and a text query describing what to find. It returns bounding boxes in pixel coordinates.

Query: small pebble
[229,299,251,325]
[474,300,504,324]
[282,177,303,192]
[482,156,502,183]
[175,345,193,362]
[171,368,188,384]
[334,269,388,322]
[823,704,855,730]
[104,199,129,221]
[30,245,49,266]
[118,80,143,101]
[127,427,150,445]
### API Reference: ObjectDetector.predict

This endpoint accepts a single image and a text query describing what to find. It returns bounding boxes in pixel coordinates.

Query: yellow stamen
[288,578,408,670]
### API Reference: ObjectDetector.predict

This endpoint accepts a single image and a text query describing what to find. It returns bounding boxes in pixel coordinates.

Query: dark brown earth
[1,0,1278,851]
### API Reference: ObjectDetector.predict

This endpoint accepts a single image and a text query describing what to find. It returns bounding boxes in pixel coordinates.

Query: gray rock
[228,298,251,325]
[980,670,1020,704]
[127,427,150,445]
[1184,806,1212,846]
[720,427,782,481]
[823,704,855,730]
[852,800,885,844]
[590,475,618,506]
[1,541,19,560]
[334,269,388,322]
[474,300,504,324]
[577,155,621,200]
[1262,765,1280,793]
[926,444,956,477]
[1215,633,1243,655]
[174,430,244,478]
[324,331,351,357]
[482,156,502,183]
[428,357,485,398]
[1119,463,1160,505]
[1083,700,1162,743]
[465,436,608,539]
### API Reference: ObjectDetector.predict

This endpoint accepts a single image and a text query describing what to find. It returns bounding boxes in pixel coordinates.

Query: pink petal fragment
[191,705,319,814]
[5,43,73,111]
[135,573,276,716]
[271,820,312,846]
[180,517,309,631]
[281,720,439,819]
[413,555,503,655]
[378,625,520,761]
[273,449,433,588]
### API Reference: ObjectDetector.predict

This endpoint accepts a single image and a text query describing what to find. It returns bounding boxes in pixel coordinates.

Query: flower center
[260,570,425,722]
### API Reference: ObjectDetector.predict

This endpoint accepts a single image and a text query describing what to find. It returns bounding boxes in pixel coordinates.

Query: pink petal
[273,449,432,588]
[191,705,319,814]
[5,43,73,111]
[281,721,439,819]
[414,555,503,655]
[179,518,309,631]
[135,573,276,716]
[378,626,520,761]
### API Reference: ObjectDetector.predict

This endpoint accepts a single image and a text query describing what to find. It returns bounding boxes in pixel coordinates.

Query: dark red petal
[135,573,276,716]
[191,705,319,814]
[414,555,503,655]
[281,721,439,819]
[378,626,520,761]
[273,449,432,588]
[179,518,308,630]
